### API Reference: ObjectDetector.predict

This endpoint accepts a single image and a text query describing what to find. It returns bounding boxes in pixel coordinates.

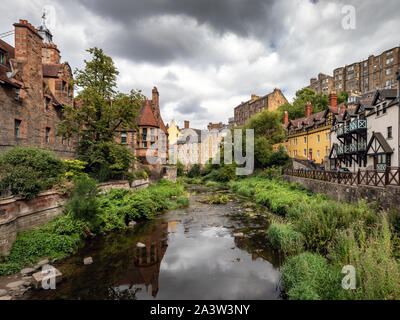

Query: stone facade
[283,174,400,210]
[0,19,75,159]
[310,46,400,95]
[234,88,288,127]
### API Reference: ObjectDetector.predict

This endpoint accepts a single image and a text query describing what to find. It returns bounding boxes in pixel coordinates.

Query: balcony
[338,141,367,155]
[348,119,367,133]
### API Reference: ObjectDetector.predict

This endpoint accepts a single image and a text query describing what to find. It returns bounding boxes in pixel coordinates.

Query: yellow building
[273,95,341,165]
[167,120,181,145]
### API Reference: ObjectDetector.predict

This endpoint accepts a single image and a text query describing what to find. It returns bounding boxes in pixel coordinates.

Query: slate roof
[137,100,159,127]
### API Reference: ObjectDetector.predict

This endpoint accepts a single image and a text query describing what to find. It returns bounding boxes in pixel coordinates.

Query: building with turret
[0,15,74,158]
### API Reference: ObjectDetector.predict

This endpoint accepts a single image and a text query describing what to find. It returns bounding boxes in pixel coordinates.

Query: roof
[286,110,326,131]
[43,64,61,77]
[372,89,398,105]
[367,132,393,154]
[137,100,159,127]
[177,128,206,144]
[0,39,20,88]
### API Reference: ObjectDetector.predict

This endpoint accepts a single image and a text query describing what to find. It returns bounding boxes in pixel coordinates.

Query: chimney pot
[184,120,190,129]
[284,111,289,125]
[305,101,312,117]
[329,93,338,108]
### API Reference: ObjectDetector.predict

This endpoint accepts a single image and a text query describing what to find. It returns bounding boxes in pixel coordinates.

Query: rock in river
[84,257,93,265]
[136,242,146,248]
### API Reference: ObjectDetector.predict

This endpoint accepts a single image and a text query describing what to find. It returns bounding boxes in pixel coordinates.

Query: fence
[283,167,400,188]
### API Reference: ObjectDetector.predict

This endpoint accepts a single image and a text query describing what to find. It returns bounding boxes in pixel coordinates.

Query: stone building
[310,46,400,95]
[121,87,168,171]
[234,88,288,127]
[0,18,74,158]
[309,73,335,95]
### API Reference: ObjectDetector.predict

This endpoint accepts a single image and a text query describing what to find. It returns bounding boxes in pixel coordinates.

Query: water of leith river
[23,186,283,300]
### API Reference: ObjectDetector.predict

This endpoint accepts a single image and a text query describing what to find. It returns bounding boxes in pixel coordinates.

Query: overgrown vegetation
[0,178,187,275]
[228,174,400,300]
[0,147,66,200]
[207,194,229,205]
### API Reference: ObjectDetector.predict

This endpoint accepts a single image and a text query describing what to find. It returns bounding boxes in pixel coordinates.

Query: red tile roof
[137,100,159,127]
[43,64,61,77]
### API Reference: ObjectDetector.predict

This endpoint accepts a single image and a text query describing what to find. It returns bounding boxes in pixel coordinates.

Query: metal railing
[283,167,400,188]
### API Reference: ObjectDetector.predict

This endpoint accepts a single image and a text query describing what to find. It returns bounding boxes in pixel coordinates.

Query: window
[304,149,307,156]
[46,98,50,111]
[150,128,155,142]
[62,81,66,95]
[383,102,387,114]
[0,51,5,65]
[388,126,393,139]
[386,68,393,75]
[68,137,71,147]
[317,150,320,159]
[317,135,320,143]
[121,132,127,145]
[386,57,394,65]
[62,136,66,145]
[14,119,21,138]
[14,88,20,101]
[304,137,307,144]
[45,127,51,143]
[376,104,381,116]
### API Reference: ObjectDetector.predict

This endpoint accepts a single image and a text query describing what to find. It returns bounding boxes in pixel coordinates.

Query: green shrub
[64,159,88,181]
[177,160,185,177]
[268,223,304,253]
[207,194,229,205]
[176,196,190,208]
[188,164,201,178]
[281,252,342,300]
[0,147,65,200]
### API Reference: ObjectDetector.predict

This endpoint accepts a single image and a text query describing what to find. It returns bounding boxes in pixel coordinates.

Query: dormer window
[0,51,5,65]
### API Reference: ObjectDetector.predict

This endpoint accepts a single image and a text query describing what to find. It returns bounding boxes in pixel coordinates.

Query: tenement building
[0,18,75,158]
[309,46,400,95]
[234,88,288,127]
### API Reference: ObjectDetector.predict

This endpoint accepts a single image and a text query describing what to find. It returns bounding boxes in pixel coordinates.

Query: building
[0,18,74,158]
[234,88,288,127]
[167,120,180,146]
[329,86,400,172]
[207,122,223,131]
[309,46,400,95]
[309,73,335,95]
[124,87,168,170]
[274,94,342,165]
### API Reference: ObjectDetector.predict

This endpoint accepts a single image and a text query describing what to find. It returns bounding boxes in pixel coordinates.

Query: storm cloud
[1,0,400,129]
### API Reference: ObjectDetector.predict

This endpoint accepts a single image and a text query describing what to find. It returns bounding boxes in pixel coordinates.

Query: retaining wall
[0,179,149,256]
[282,174,400,210]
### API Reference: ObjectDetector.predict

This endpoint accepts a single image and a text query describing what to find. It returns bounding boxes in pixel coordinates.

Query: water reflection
[24,197,282,300]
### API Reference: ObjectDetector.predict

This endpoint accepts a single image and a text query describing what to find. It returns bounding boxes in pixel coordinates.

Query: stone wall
[282,174,400,210]
[0,191,67,256]
[163,166,177,183]
[0,179,149,256]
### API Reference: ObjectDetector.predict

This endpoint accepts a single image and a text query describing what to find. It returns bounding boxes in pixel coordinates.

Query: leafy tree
[278,88,328,120]
[57,47,143,179]
[337,91,349,104]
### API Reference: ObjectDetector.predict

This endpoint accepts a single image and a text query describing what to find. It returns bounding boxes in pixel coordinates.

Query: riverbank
[21,185,282,300]
[0,179,188,299]
[226,174,400,300]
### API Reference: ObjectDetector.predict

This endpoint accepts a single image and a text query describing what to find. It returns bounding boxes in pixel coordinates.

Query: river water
[23,187,283,300]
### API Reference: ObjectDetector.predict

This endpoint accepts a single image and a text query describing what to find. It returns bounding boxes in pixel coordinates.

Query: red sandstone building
[0,18,74,158]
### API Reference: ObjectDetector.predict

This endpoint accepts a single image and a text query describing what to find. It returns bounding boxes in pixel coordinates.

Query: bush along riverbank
[0,177,188,276]
[227,174,400,300]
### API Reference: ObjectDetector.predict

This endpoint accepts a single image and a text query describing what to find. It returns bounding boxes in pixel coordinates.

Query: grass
[227,175,400,300]
[0,179,187,276]
[268,223,304,254]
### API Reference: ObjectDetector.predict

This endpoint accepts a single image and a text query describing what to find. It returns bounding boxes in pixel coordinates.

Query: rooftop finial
[38,7,53,44]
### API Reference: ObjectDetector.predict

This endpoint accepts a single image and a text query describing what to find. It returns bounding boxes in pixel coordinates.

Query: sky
[1,0,400,129]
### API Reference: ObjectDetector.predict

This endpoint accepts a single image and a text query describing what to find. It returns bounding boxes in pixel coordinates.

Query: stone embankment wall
[0,179,149,256]
[282,174,400,210]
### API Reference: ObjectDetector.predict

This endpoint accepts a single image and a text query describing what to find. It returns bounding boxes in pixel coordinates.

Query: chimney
[184,120,190,129]
[305,101,312,117]
[152,86,159,106]
[284,111,289,125]
[329,93,338,108]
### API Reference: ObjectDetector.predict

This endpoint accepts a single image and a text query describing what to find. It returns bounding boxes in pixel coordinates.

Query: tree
[278,88,328,120]
[337,91,349,104]
[57,48,143,180]
[242,110,288,169]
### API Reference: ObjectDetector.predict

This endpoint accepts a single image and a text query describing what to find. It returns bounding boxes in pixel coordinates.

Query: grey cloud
[175,97,209,119]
